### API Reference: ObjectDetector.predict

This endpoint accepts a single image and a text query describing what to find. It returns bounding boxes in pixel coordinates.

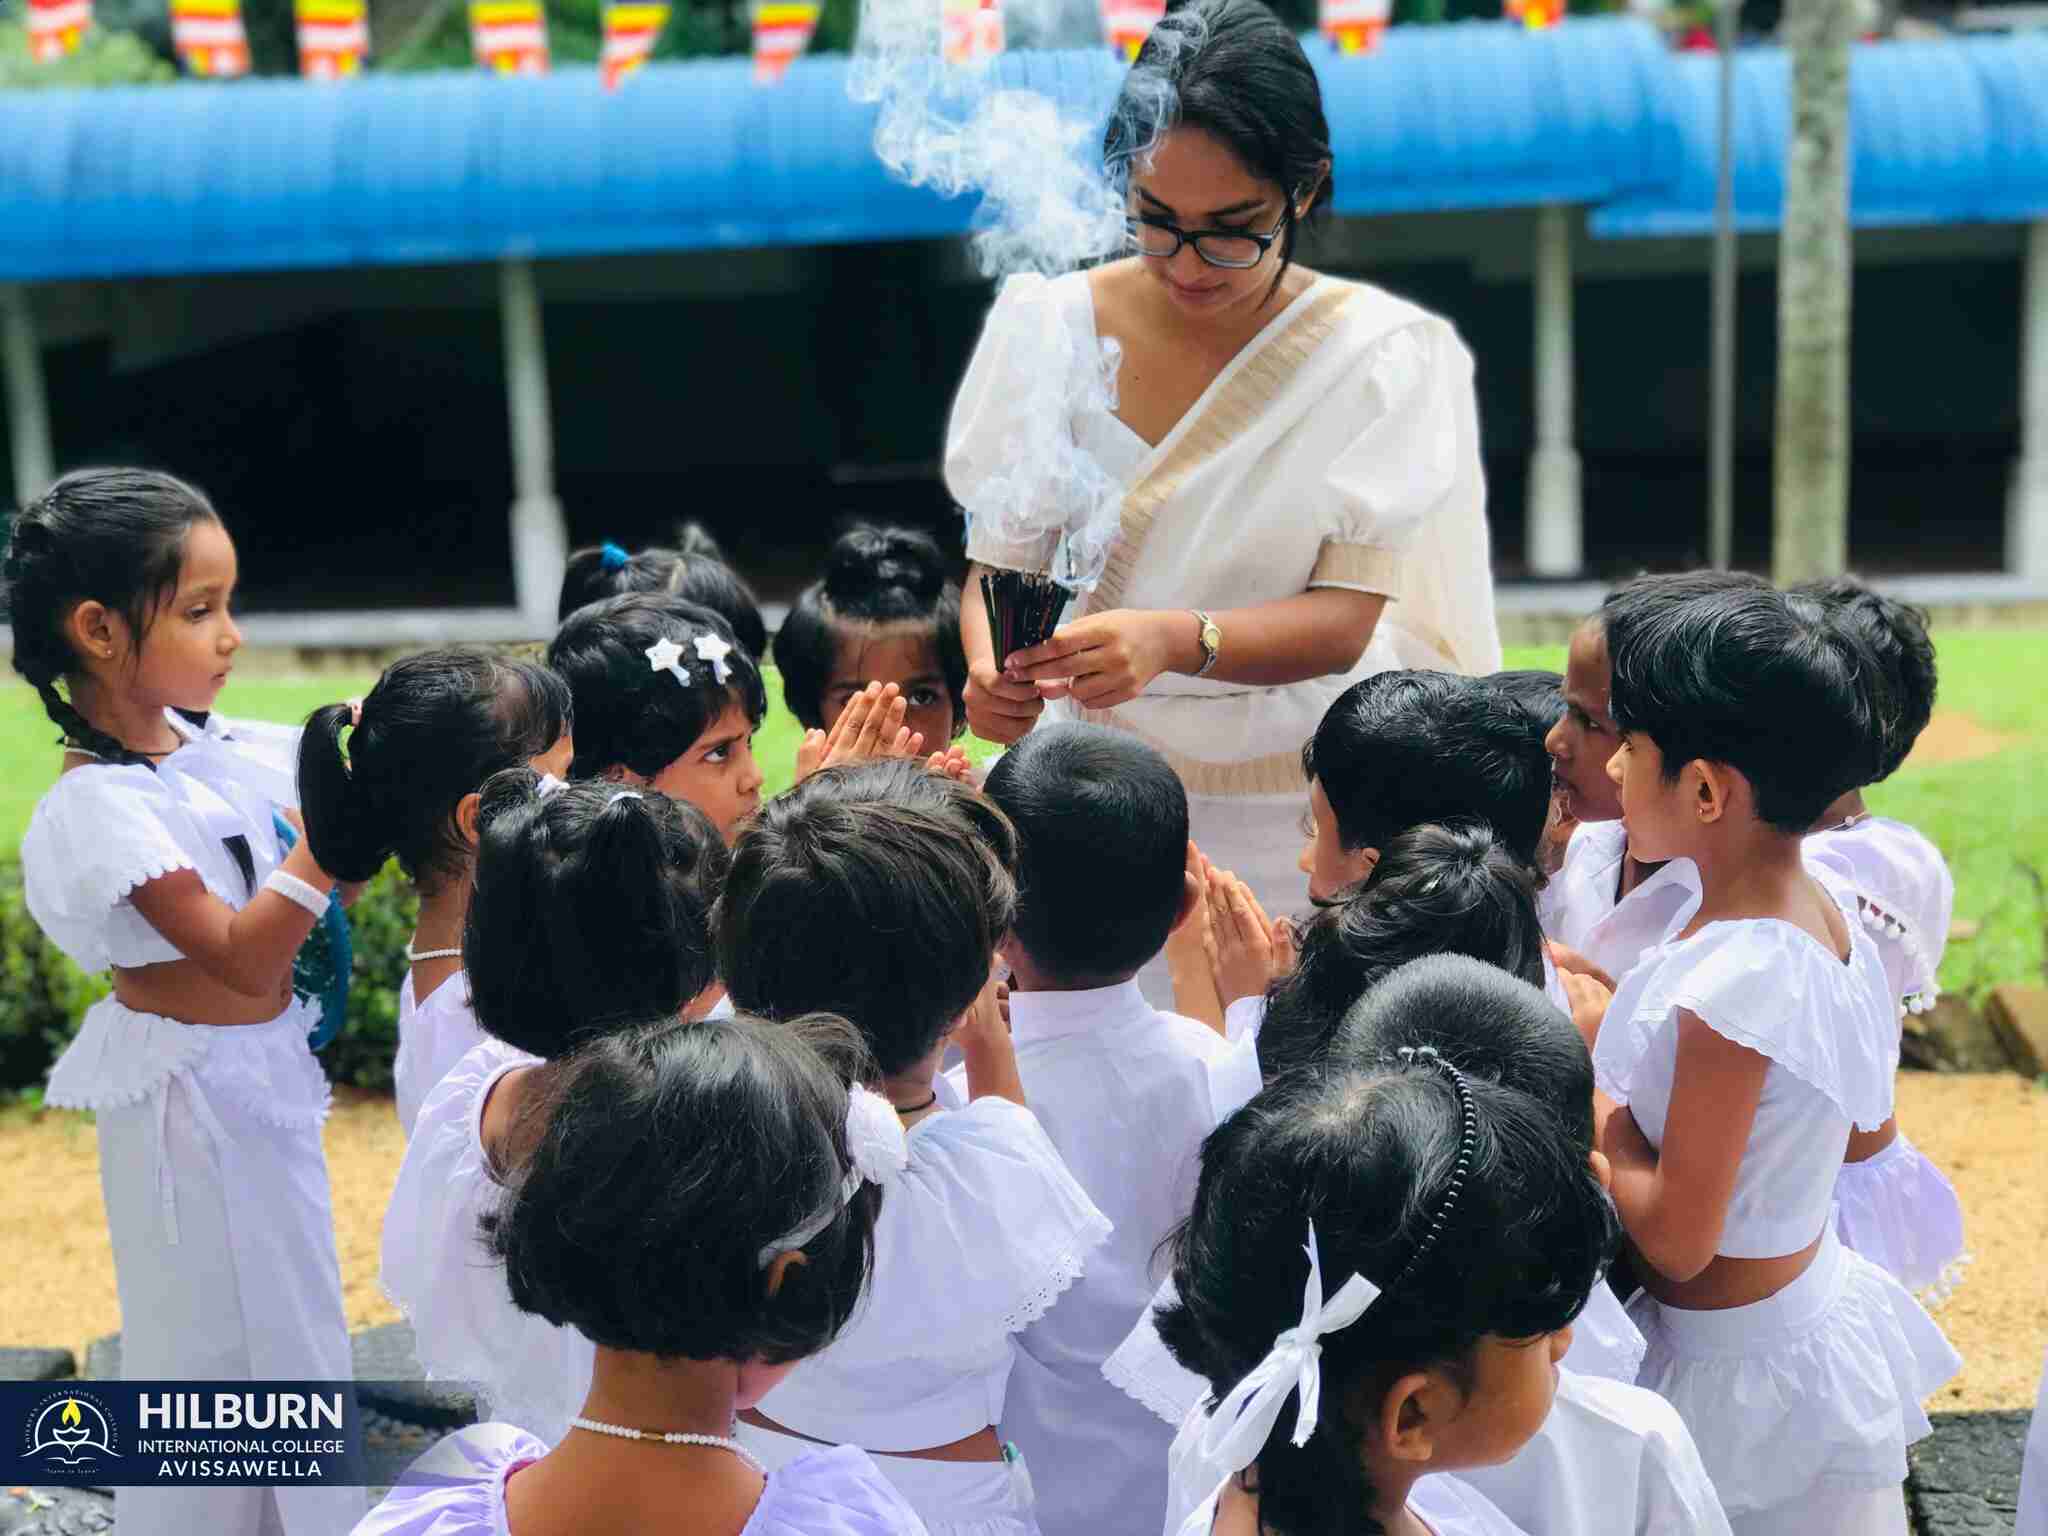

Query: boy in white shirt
[970,723,1256,1536]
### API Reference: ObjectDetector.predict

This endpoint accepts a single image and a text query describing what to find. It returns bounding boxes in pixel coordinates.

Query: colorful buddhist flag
[470,0,549,73]
[941,0,1002,65]
[750,0,818,83]
[1318,0,1387,52]
[1505,0,1562,27]
[600,0,667,85]
[170,0,249,76]
[26,0,92,61]
[296,0,368,77]
[1100,0,1162,62]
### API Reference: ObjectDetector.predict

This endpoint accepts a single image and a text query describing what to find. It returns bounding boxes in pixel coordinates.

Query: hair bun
[825,525,945,605]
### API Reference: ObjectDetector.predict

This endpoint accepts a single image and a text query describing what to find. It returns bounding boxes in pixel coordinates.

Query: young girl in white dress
[357,1013,929,1536]
[7,469,359,1536]
[1789,578,1968,1303]
[1538,574,1774,984]
[546,593,768,844]
[718,761,1111,1536]
[1588,584,1960,1535]
[1152,1048,1617,1536]
[380,771,730,1444]
[1109,958,1716,1536]
[297,651,572,1137]
[774,525,970,762]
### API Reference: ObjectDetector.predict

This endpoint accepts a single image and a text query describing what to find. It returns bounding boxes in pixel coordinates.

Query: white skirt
[1833,1132,1969,1304]
[1628,1229,1960,1519]
[738,1422,1041,1536]
[49,996,360,1536]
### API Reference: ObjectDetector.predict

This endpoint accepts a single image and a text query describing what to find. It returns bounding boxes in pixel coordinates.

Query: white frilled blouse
[947,272,1500,798]
[380,1035,593,1446]
[755,1096,1110,1453]
[1804,814,1954,1015]
[1592,875,1899,1260]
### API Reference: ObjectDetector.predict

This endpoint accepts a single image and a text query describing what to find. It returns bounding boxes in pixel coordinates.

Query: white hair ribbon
[645,635,692,688]
[1190,1222,1380,1475]
[692,632,735,686]
[606,791,643,806]
[755,1084,911,1266]
[536,773,567,799]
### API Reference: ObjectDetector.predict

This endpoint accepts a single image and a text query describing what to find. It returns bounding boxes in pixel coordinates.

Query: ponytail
[295,649,572,889]
[465,770,729,1058]
[296,702,397,883]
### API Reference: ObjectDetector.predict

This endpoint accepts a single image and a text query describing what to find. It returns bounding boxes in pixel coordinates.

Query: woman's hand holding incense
[964,658,1045,745]
[1004,609,1193,711]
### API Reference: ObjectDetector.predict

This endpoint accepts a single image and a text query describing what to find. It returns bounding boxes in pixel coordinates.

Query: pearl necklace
[567,1417,767,1477]
[405,943,463,964]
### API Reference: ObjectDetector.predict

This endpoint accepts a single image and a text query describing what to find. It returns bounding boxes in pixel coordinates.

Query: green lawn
[1504,633,2048,1003]
[3,636,2040,1000]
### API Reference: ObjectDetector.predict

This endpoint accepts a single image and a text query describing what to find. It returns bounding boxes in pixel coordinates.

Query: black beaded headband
[1388,1045,1476,1293]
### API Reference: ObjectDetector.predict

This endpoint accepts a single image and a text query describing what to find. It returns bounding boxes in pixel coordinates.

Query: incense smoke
[849,0,1209,589]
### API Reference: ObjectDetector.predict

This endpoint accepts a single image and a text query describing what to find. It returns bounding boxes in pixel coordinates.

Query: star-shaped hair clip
[646,635,692,688]
[693,632,734,686]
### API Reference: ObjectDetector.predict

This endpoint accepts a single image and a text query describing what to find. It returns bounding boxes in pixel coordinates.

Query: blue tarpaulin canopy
[0,17,2044,282]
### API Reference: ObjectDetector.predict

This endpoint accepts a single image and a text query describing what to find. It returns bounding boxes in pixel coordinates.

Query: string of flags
[602,0,668,84]
[169,0,249,76]
[1317,0,1387,53]
[296,0,368,77]
[10,0,1545,84]
[469,0,549,73]
[751,0,820,82]
[26,0,91,59]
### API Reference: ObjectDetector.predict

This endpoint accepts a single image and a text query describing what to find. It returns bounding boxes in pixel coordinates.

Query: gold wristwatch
[1191,610,1222,677]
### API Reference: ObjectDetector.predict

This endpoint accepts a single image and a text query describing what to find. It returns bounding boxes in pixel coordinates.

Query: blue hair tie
[600,541,630,572]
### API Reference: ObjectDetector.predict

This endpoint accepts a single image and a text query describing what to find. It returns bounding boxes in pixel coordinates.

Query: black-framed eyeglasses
[1124,212,1288,270]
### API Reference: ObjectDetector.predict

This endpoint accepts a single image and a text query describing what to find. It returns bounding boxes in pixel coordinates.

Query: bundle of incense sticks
[981,566,1065,663]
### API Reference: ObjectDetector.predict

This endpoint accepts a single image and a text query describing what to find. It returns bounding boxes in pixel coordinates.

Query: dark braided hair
[1,469,222,769]
[1158,1062,1614,1536]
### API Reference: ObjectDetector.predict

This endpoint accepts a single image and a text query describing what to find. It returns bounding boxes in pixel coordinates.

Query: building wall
[8,211,2025,609]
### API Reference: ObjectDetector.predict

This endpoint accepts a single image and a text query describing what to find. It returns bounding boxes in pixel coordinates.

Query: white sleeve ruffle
[380,1038,591,1444]
[1315,321,1468,582]
[21,767,225,972]
[838,1096,1111,1370]
[354,1422,549,1536]
[1592,896,1899,1134]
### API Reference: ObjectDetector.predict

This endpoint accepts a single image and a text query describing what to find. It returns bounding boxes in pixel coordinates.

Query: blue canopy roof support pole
[1,286,54,509]
[500,258,567,627]
[2013,219,2048,587]
[1527,204,1582,578]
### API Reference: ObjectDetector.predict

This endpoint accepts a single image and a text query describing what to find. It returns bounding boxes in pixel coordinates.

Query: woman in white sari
[947,0,1500,954]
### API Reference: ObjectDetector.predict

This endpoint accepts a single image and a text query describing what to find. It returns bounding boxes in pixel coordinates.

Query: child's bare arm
[126,835,333,1000]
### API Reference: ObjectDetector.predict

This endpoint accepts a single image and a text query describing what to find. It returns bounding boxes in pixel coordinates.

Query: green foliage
[0,859,417,1093]
[0,864,108,1093]
[0,16,176,85]
[317,863,417,1093]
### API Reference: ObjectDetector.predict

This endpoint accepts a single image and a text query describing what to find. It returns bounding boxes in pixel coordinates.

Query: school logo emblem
[23,1391,119,1472]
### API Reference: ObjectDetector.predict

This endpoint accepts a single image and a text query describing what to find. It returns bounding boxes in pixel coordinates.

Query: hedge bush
[0,860,416,1098]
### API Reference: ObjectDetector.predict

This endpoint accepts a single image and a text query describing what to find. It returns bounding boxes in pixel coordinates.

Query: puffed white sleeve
[946,273,1070,576]
[1312,320,1476,601]
[354,1424,551,1536]
[834,1097,1111,1368]
[20,767,219,972]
